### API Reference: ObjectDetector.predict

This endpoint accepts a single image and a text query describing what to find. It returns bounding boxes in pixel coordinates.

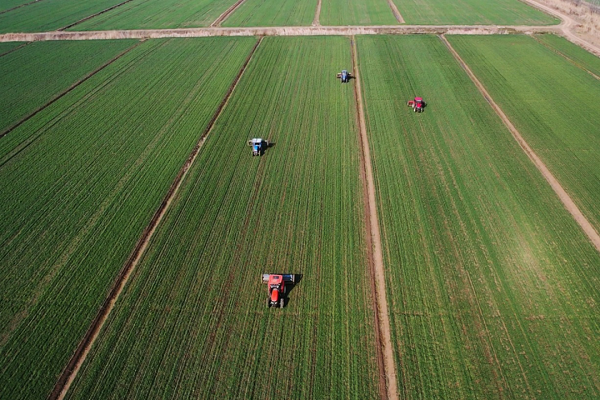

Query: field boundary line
[0,0,46,15]
[386,0,405,23]
[312,0,321,26]
[351,36,398,400]
[440,34,600,254]
[0,40,143,142]
[57,0,138,31]
[210,0,248,27]
[531,34,600,80]
[49,37,263,400]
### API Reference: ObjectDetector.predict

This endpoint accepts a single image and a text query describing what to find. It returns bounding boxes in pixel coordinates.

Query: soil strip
[0,40,142,141]
[531,34,600,80]
[387,0,405,24]
[57,0,137,31]
[351,36,399,400]
[441,34,600,254]
[0,25,562,42]
[49,37,263,400]
[312,0,321,26]
[210,0,248,27]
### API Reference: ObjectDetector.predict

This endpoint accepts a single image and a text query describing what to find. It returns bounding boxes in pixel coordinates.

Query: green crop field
[358,35,600,398]
[0,40,135,135]
[535,34,600,77]
[73,0,238,30]
[449,35,600,234]
[0,41,23,55]
[222,0,316,26]
[319,0,399,25]
[0,37,255,400]
[393,0,558,25]
[65,36,380,399]
[0,0,129,33]
[0,0,34,12]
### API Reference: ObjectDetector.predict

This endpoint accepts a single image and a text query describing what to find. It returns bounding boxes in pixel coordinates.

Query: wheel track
[351,36,398,400]
[49,37,263,400]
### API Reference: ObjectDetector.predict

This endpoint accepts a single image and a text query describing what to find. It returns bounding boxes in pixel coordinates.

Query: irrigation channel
[4,0,598,397]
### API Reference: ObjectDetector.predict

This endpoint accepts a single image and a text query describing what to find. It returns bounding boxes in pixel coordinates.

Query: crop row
[449,35,600,235]
[319,0,399,25]
[358,35,600,398]
[534,34,600,77]
[0,40,135,135]
[65,36,380,399]
[74,0,238,30]
[0,37,256,399]
[222,0,317,26]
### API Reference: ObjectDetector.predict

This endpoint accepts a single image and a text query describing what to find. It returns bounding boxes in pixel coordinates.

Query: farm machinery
[247,138,269,156]
[336,70,353,83]
[262,274,295,308]
[407,97,426,113]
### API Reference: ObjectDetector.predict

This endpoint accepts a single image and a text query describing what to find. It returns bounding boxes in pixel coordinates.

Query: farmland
[0,40,135,135]
[0,0,34,13]
[392,0,558,25]
[64,36,380,399]
[222,0,317,26]
[534,34,600,77]
[448,35,600,233]
[319,0,399,26]
[0,0,129,33]
[0,37,256,400]
[73,0,238,30]
[357,35,600,398]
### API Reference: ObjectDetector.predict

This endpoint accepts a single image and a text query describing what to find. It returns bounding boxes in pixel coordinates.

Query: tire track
[210,0,248,27]
[441,34,600,254]
[351,36,398,400]
[49,37,263,400]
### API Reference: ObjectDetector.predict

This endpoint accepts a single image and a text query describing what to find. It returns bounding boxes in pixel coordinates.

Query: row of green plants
[66,36,380,399]
[222,0,317,26]
[0,37,256,399]
[0,40,135,135]
[358,35,600,399]
[534,34,600,77]
[449,35,600,236]
[319,0,399,26]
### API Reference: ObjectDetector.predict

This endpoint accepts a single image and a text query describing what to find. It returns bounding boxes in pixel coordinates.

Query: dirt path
[441,34,600,254]
[312,0,321,26]
[210,0,248,27]
[58,0,137,31]
[49,37,262,400]
[386,0,405,23]
[351,36,398,400]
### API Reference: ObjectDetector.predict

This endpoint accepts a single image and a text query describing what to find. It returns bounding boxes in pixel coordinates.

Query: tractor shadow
[282,274,302,307]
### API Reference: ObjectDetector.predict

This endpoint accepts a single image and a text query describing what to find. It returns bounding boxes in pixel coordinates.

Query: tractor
[407,97,426,113]
[247,138,269,156]
[336,70,353,83]
[262,274,295,308]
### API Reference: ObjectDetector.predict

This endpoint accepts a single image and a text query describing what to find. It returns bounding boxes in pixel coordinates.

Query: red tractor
[407,97,426,113]
[262,274,295,308]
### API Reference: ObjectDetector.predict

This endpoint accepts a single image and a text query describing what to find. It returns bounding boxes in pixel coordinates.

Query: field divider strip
[57,0,138,31]
[386,0,405,24]
[210,0,248,27]
[351,36,399,400]
[530,34,600,80]
[0,41,29,57]
[440,34,600,254]
[0,0,47,15]
[0,40,143,142]
[312,0,321,26]
[49,36,263,400]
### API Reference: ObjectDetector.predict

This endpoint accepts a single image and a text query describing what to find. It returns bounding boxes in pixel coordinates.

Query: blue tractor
[248,138,269,156]
[336,69,353,83]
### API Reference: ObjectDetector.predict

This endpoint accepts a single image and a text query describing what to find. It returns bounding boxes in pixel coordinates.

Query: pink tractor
[407,97,426,113]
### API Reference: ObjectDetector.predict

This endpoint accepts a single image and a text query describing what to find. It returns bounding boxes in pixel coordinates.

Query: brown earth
[387,0,405,23]
[312,0,322,26]
[50,37,263,400]
[441,34,600,254]
[351,36,399,400]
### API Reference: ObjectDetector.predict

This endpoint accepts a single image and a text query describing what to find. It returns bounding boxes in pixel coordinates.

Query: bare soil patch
[351,36,398,400]
[50,37,263,400]
[387,0,405,23]
[441,34,600,254]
